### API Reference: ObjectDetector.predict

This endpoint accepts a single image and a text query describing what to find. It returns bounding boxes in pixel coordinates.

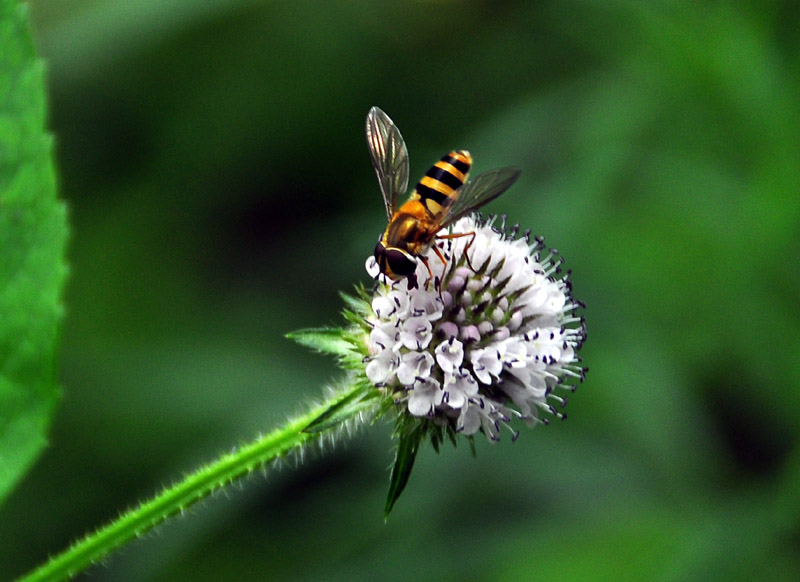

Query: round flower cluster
[364,216,586,440]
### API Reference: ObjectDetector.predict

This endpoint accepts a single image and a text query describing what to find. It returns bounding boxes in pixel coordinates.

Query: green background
[4,1,800,580]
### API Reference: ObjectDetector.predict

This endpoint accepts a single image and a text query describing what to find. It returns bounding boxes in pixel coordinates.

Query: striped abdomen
[412,150,472,217]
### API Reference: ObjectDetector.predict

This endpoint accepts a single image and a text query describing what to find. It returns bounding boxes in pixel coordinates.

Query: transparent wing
[366,107,410,220]
[438,167,522,229]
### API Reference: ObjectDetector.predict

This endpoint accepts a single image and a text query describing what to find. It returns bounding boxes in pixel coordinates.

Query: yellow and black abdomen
[412,150,472,217]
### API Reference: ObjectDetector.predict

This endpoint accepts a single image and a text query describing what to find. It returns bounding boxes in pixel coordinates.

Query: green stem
[18,382,365,582]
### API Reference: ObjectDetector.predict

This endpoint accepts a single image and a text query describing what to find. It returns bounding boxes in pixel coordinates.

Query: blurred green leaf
[0,0,66,504]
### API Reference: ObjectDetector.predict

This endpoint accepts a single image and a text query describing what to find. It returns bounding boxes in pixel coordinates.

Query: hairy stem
[18,383,365,582]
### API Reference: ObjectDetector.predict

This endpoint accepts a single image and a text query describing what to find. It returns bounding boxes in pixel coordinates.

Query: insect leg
[432,244,448,267]
[418,254,435,290]
[436,231,477,271]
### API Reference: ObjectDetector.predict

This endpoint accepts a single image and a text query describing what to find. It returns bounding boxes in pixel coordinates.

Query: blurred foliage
[3,0,800,580]
[0,0,66,504]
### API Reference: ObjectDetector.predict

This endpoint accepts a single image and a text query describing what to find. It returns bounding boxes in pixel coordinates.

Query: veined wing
[438,166,521,229]
[366,107,410,220]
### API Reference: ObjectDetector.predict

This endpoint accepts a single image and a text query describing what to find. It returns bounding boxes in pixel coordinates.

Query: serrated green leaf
[338,289,367,312]
[286,327,353,357]
[385,422,425,519]
[0,0,67,505]
[303,384,376,434]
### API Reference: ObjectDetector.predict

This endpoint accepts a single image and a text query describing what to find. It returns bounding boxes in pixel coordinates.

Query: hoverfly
[366,106,521,289]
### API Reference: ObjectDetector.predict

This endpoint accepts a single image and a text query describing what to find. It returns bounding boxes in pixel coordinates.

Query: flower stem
[18,382,365,582]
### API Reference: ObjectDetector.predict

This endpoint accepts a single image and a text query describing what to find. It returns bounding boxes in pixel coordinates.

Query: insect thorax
[384,211,433,254]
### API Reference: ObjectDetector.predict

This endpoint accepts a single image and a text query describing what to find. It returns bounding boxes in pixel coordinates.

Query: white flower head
[364,215,587,441]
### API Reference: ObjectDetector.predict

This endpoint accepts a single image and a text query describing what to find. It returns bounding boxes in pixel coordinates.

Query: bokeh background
[4,1,800,580]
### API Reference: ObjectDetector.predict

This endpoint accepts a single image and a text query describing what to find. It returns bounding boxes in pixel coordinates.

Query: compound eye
[385,249,417,277]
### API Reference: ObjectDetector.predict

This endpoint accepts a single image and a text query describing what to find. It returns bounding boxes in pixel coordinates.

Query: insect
[366,106,521,289]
